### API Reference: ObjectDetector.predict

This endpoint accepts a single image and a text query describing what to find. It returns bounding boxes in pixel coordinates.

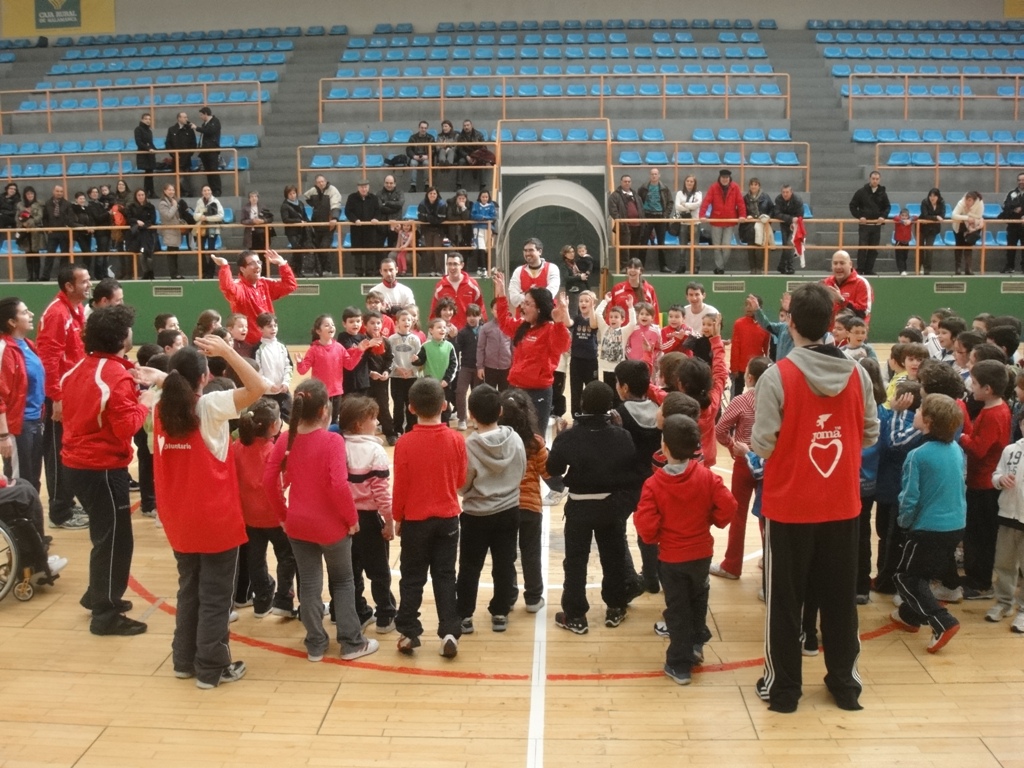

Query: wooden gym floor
[2,348,1024,767]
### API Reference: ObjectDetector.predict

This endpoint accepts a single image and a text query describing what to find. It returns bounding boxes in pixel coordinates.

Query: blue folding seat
[517,84,538,97]
[40,141,60,154]
[749,152,773,165]
[823,46,844,59]
[618,151,642,165]
[566,128,589,141]
[22,164,44,177]
[616,128,640,142]
[910,151,934,165]
[687,83,710,97]
[852,129,876,142]
[519,65,539,75]
[659,63,680,74]
[697,151,720,164]
[674,151,695,164]
[335,155,359,169]
[716,128,740,141]
[664,83,685,96]
[645,151,669,165]
[959,151,982,165]
[968,130,991,142]
[614,83,637,96]
[679,47,698,59]
[540,128,563,142]
[541,83,563,97]
[946,129,967,142]
[722,151,742,165]
[520,47,539,59]
[589,83,611,96]
[692,128,715,141]
[983,152,1006,167]
[515,128,538,141]
[759,83,782,96]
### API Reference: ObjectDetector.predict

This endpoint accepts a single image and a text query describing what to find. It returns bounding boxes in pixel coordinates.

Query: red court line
[126,504,900,683]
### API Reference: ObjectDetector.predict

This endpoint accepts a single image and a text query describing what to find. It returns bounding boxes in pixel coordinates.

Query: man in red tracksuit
[699,168,746,274]
[728,294,771,398]
[751,282,879,713]
[61,305,150,636]
[36,263,90,529]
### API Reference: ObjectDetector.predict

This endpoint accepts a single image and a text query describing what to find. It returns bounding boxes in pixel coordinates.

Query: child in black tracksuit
[339,306,371,397]
[614,360,664,596]
[454,305,483,428]
[546,380,641,634]
[363,309,396,444]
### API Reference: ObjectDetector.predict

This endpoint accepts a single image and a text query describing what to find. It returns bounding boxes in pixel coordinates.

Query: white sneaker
[900,271,907,276]
[542,488,568,506]
[986,604,1014,622]
[47,554,68,576]
[154,511,163,529]
[341,638,380,660]
[439,634,458,658]
[930,584,963,603]
[457,420,467,430]
[1012,612,1024,634]
[892,593,904,608]
[229,610,239,623]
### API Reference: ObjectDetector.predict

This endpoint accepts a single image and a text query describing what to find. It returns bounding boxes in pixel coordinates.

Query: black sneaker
[664,664,692,685]
[460,616,475,634]
[693,644,705,664]
[604,606,627,628]
[801,631,819,657]
[554,611,589,635]
[128,477,140,491]
[91,614,148,636]
[491,614,508,632]
[397,634,421,655]
[754,677,770,702]
[80,593,133,613]
[624,575,646,604]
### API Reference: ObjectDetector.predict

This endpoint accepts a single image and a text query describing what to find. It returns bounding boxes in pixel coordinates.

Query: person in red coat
[491,270,572,431]
[0,297,45,491]
[634,414,736,685]
[430,252,486,330]
[153,334,269,688]
[607,258,660,325]
[699,168,746,274]
[61,305,149,635]
[822,250,873,327]
[36,263,90,528]
[729,295,771,397]
[212,249,297,346]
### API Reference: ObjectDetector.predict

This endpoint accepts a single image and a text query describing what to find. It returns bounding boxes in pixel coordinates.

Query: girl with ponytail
[152,332,268,689]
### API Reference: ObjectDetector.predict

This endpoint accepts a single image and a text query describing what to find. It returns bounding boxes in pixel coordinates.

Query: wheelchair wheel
[0,519,19,603]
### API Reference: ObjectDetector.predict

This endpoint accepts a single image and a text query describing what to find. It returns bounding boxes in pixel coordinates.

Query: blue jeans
[4,417,44,492]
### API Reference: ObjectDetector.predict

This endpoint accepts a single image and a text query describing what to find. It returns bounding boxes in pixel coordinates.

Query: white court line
[526,504,552,768]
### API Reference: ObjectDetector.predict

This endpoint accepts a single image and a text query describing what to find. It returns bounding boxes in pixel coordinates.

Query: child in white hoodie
[988,418,1024,633]
[456,385,527,634]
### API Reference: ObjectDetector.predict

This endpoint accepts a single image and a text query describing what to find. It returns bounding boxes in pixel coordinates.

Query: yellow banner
[1006,0,1024,18]
[2,0,115,36]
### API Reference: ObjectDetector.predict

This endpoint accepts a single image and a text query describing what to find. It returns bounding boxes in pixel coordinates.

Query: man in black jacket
[344,179,383,277]
[40,185,74,281]
[547,380,640,634]
[608,175,645,271]
[378,174,405,250]
[191,107,222,197]
[848,170,891,275]
[165,111,197,197]
[774,184,804,275]
[1000,171,1024,273]
[454,119,486,190]
[133,113,155,198]
[405,120,433,193]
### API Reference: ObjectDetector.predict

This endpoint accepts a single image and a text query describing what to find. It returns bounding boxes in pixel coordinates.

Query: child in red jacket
[634,414,736,686]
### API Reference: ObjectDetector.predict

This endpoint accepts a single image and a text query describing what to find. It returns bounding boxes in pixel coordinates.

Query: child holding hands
[296,314,372,425]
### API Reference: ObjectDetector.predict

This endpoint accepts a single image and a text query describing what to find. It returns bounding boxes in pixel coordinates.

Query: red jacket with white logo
[494,296,571,390]
[36,292,85,402]
[60,353,147,469]
[634,462,737,563]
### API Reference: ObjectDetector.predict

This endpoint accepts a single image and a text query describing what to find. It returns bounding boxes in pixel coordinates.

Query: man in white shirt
[508,237,560,309]
[682,281,718,334]
[370,257,416,318]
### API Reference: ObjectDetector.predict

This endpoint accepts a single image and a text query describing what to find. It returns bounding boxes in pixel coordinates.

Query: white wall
[2,0,1011,38]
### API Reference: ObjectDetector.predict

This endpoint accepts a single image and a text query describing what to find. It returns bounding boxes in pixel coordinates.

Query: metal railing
[845,72,1024,120]
[0,220,495,281]
[0,81,266,134]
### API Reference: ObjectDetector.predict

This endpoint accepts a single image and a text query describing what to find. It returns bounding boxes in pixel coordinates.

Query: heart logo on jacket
[157,434,165,454]
[809,438,842,478]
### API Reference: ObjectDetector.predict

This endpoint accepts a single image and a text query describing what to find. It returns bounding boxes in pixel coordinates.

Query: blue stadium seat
[697,151,721,164]
[775,152,800,166]
[910,152,934,165]
[692,128,715,141]
[749,152,773,165]
[618,151,642,165]
[674,151,695,164]
[852,129,876,142]
[887,152,910,166]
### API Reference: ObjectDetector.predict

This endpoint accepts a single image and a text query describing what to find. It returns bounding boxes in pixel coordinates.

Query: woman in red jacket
[153,334,268,687]
[491,270,572,431]
[61,305,149,636]
[0,297,46,491]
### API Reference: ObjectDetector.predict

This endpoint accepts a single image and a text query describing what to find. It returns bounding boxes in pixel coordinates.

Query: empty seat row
[56,28,301,46]
[63,40,294,59]
[807,19,1024,31]
[831,63,1024,76]
[0,157,251,181]
[37,72,279,90]
[433,19,772,33]
[886,150,1024,166]
[316,126,793,146]
[335,62,775,78]
[0,39,32,49]
[339,45,769,63]
[19,90,270,111]
[691,128,792,141]
[840,83,977,96]
[349,33,631,47]
[619,150,802,166]
[49,53,287,75]
[816,31,1024,45]
[0,135,259,156]
[822,45,1024,60]
[325,82,783,100]
[853,128,1024,143]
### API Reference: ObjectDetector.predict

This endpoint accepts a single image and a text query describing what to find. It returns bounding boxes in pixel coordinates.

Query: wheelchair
[0,483,59,603]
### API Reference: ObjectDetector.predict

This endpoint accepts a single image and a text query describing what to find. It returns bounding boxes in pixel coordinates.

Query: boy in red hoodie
[634,414,736,685]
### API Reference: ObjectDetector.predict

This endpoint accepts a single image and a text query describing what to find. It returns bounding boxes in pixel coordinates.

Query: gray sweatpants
[290,536,367,657]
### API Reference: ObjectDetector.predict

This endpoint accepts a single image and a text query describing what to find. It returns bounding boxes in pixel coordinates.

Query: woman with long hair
[951,190,984,275]
[152,333,268,688]
[918,188,945,275]
[16,186,44,281]
[0,296,45,489]
[673,174,703,273]
[125,187,157,279]
[417,186,447,275]
[490,270,572,432]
